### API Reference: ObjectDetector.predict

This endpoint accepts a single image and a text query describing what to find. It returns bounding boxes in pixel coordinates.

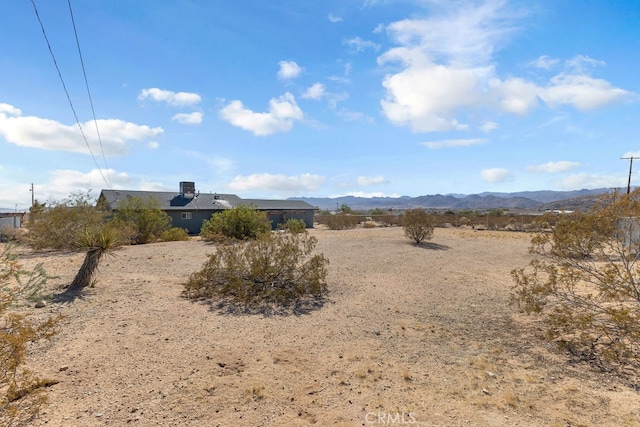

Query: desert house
[98,182,317,234]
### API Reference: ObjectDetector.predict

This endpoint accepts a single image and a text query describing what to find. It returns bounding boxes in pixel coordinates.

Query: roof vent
[180,181,195,199]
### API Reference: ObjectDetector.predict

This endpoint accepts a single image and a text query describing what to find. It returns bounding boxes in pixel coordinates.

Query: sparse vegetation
[200,205,271,242]
[512,190,640,369]
[0,244,59,426]
[109,196,172,244]
[277,218,307,234]
[26,191,106,250]
[183,230,328,312]
[402,208,435,245]
[159,227,190,242]
[320,213,359,230]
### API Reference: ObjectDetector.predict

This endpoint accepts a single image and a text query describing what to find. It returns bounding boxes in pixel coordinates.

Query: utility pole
[29,183,34,207]
[622,157,635,194]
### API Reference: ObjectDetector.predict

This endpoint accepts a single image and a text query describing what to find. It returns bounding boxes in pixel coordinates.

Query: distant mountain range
[290,188,617,212]
[0,188,622,214]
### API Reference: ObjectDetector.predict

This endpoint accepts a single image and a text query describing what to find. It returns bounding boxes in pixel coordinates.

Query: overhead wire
[29,0,111,188]
[67,0,112,188]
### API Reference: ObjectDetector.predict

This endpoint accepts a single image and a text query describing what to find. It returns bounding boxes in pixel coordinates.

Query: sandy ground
[8,226,640,426]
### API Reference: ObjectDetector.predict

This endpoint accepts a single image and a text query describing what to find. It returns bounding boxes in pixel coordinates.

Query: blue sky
[1,0,639,209]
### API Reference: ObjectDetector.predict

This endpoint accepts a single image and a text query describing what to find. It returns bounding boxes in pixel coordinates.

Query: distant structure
[98,181,317,234]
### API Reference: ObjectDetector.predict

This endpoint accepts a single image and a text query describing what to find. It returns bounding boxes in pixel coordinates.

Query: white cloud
[357,175,387,186]
[0,103,21,116]
[138,88,201,107]
[489,77,539,115]
[328,14,342,23]
[420,138,486,149]
[171,112,203,125]
[49,168,131,193]
[379,50,479,132]
[301,83,326,100]
[558,173,624,190]
[338,109,375,124]
[0,105,163,155]
[565,55,605,73]
[377,2,633,133]
[330,191,402,198]
[277,61,302,80]
[527,55,560,70]
[219,93,303,136]
[481,168,511,183]
[480,121,498,133]
[526,161,580,174]
[148,141,159,149]
[539,73,631,110]
[345,37,381,52]
[228,173,325,193]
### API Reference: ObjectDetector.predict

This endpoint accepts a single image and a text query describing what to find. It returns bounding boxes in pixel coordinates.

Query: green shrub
[402,208,435,245]
[512,190,640,369]
[183,232,329,313]
[277,218,307,234]
[200,205,271,241]
[159,227,190,241]
[109,196,172,244]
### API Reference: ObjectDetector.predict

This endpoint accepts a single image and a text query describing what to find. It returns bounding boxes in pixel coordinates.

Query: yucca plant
[68,227,119,290]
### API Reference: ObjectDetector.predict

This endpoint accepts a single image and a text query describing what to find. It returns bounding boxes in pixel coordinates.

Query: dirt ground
[8,226,640,426]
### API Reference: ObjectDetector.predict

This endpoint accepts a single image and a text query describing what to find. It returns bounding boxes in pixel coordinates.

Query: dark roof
[243,198,318,211]
[99,189,242,211]
[99,190,317,212]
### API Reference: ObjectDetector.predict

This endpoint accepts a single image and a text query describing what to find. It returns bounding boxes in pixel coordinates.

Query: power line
[29,0,110,188]
[67,0,112,188]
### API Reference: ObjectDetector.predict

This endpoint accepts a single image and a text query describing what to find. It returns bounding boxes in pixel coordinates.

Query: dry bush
[321,213,359,230]
[402,209,435,245]
[0,244,59,426]
[183,231,329,313]
[0,226,24,243]
[26,192,106,250]
[512,190,640,370]
[159,227,190,242]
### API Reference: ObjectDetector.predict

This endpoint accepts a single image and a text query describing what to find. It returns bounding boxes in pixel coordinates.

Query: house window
[181,212,192,220]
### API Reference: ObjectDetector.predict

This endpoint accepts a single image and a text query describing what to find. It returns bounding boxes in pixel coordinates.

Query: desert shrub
[369,208,385,215]
[200,205,271,241]
[109,196,171,244]
[323,213,359,230]
[362,221,377,228]
[0,244,59,425]
[0,226,24,243]
[377,214,399,227]
[183,232,329,312]
[277,219,307,234]
[159,227,190,242]
[512,190,640,369]
[26,191,106,250]
[402,208,435,245]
